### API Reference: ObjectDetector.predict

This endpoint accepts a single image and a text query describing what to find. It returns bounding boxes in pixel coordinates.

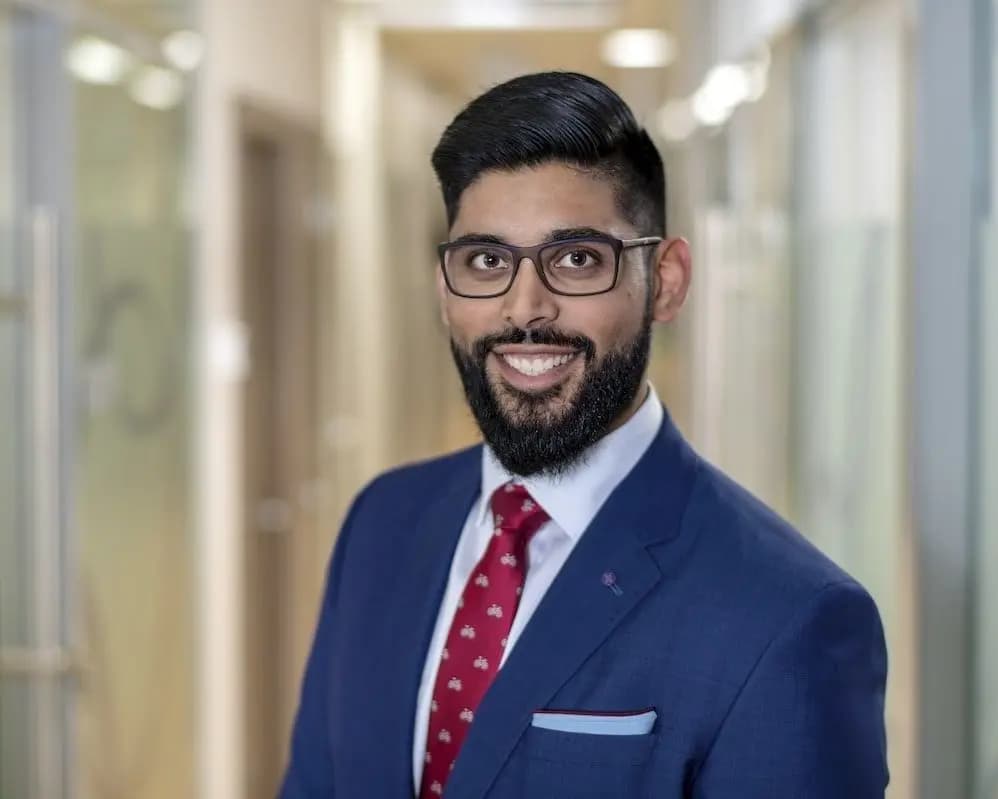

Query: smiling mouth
[498,351,580,377]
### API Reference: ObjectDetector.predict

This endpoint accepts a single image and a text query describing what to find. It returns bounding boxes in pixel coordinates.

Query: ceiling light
[65,36,133,85]
[601,29,676,69]
[129,65,184,110]
[162,30,204,72]
[744,44,771,102]
[691,63,751,126]
[371,0,611,30]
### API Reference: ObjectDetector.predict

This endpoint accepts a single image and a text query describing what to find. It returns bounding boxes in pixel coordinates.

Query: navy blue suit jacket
[281,411,889,798]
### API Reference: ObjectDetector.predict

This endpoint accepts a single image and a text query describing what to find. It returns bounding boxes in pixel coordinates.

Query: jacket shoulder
[367,443,480,492]
[350,443,481,519]
[684,458,871,610]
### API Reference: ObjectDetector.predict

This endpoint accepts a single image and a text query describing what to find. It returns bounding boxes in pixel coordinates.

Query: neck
[604,381,650,436]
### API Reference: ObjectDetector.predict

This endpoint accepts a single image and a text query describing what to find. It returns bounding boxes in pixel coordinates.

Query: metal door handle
[27,205,67,799]
[29,205,63,651]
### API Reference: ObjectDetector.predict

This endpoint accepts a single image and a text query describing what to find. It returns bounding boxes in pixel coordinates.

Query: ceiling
[379,0,685,110]
[384,28,621,97]
[80,0,194,37]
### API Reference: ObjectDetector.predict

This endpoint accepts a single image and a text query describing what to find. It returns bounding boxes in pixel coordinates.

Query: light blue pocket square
[531,709,657,736]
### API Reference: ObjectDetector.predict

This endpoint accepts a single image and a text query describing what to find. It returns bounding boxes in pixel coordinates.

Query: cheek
[606,277,651,341]
[570,297,641,356]
[445,298,504,345]
[621,264,651,305]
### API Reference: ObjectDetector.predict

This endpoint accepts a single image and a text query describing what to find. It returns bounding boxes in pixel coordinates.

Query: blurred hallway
[0,0,995,798]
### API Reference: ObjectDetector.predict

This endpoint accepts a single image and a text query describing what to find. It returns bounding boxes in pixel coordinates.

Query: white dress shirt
[412,384,664,786]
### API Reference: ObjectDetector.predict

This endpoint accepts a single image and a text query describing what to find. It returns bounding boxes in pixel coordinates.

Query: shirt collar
[477,384,664,540]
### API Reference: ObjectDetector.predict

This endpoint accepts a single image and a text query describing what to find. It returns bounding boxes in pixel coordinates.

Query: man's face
[440,162,662,477]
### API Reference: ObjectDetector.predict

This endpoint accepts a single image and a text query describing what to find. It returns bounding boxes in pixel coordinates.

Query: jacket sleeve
[692,579,889,798]
[279,483,373,798]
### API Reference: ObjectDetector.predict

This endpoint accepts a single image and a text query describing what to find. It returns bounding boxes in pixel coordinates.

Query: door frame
[236,99,323,797]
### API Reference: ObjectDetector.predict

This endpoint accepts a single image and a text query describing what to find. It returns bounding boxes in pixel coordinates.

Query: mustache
[472,327,596,361]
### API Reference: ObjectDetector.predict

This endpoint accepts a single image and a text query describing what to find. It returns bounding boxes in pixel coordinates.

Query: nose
[500,257,559,329]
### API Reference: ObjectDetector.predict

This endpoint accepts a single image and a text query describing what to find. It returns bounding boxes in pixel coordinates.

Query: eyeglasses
[438,234,663,298]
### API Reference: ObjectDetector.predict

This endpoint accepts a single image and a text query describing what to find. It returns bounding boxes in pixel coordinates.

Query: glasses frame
[437,234,663,298]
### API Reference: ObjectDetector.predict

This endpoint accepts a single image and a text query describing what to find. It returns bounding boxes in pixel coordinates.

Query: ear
[436,265,451,328]
[650,237,691,323]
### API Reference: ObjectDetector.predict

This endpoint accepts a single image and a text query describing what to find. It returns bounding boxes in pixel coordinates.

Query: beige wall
[195,2,322,798]
[195,7,485,795]
[317,7,480,545]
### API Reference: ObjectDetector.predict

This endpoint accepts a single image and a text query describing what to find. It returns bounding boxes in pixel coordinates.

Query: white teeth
[501,352,575,377]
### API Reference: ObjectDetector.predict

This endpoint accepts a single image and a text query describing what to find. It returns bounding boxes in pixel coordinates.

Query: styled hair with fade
[431,71,666,237]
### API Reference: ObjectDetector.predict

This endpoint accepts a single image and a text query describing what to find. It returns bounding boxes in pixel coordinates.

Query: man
[281,72,888,798]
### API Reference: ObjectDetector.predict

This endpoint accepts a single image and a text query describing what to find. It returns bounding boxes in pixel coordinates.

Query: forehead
[450,162,631,243]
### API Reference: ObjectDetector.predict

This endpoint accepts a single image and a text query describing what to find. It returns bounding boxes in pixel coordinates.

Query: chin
[489,374,579,427]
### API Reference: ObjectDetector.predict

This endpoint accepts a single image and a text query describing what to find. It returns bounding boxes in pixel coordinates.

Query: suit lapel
[444,412,700,799]
[374,450,481,798]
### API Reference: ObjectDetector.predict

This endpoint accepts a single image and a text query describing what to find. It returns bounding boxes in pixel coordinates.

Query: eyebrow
[448,227,612,246]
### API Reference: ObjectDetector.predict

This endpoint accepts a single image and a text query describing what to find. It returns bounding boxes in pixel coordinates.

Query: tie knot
[490,483,549,538]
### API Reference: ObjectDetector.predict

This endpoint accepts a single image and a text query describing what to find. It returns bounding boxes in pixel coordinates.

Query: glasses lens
[540,239,617,295]
[443,243,515,296]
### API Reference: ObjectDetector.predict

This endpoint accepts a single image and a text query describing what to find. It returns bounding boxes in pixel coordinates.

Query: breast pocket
[522,724,656,798]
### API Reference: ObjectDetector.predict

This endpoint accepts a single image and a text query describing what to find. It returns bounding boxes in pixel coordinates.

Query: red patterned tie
[418,482,549,798]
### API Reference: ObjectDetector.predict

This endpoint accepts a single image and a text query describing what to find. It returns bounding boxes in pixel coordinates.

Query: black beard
[450,314,652,478]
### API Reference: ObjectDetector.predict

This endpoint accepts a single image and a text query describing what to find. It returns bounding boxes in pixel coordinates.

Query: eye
[553,248,601,269]
[468,250,511,271]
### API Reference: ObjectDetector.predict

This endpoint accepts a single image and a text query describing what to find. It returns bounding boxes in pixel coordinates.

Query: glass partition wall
[0,8,75,797]
[974,2,996,795]
[0,2,197,797]
[675,0,915,791]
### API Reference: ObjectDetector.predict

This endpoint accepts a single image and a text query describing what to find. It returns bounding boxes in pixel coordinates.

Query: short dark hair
[431,71,666,237]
